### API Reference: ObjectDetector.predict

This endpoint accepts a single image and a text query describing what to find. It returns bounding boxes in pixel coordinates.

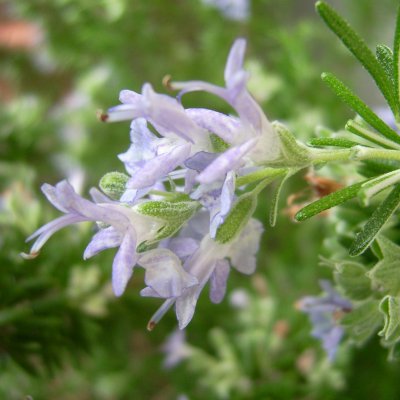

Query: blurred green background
[1,0,400,398]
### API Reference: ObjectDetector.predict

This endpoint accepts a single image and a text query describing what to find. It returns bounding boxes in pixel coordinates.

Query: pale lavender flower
[202,0,250,21]
[172,38,281,168]
[146,217,264,330]
[162,329,192,368]
[101,85,214,200]
[117,118,191,201]
[23,180,197,297]
[297,280,352,361]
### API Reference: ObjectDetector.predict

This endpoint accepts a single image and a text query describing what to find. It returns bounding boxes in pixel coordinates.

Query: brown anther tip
[20,251,39,260]
[147,321,156,331]
[97,110,108,122]
[162,74,173,91]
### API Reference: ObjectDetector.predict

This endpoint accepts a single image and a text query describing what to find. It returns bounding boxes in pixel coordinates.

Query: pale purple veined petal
[138,249,198,298]
[118,118,157,175]
[229,218,263,274]
[185,108,241,144]
[140,287,163,298]
[184,169,198,194]
[210,171,236,238]
[220,171,235,215]
[209,259,230,303]
[175,287,201,329]
[142,84,200,143]
[175,240,220,329]
[119,89,142,105]
[45,181,118,222]
[120,186,153,203]
[174,80,227,102]
[224,38,246,84]
[179,210,210,241]
[89,187,114,204]
[112,227,138,296]
[41,183,70,213]
[197,138,257,184]
[161,237,199,261]
[184,151,219,172]
[83,226,122,259]
[126,142,191,189]
[26,214,87,254]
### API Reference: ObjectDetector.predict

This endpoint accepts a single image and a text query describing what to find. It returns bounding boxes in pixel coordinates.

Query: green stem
[310,146,400,164]
[353,147,400,162]
[310,148,353,163]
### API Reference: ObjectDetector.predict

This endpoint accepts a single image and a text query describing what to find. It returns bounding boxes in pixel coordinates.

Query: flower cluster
[297,280,352,360]
[23,39,281,329]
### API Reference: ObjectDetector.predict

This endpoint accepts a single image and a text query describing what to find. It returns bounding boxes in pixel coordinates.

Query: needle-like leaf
[349,184,400,256]
[295,180,367,221]
[316,1,399,116]
[322,73,400,145]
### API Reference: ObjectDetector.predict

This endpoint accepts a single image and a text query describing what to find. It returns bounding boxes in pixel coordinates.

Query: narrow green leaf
[308,137,359,148]
[215,193,256,244]
[394,4,400,115]
[358,170,400,206]
[316,1,399,115]
[349,184,400,256]
[376,44,394,86]
[358,159,400,178]
[322,73,400,145]
[346,119,400,150]
[295,180,366,221]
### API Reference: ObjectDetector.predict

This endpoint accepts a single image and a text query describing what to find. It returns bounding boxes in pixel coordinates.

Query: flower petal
[112,228,138,296]
[162,237,199,260]
[126,143,191,189]
[139,249,198,298]
[83,226,122,259]
[184,151,219,172]
[185,108,241,144]
[118,118,157,176]
[209,259,230,303]
[197,139,256,184]
[119,89,142,105]
[175,287,201,329]
[26,214,87,254]
[210,171,236,238]
[224,38,246,84]
[229,218,263,274]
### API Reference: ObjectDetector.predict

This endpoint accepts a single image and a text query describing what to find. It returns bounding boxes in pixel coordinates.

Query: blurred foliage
[1,0,400,399]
